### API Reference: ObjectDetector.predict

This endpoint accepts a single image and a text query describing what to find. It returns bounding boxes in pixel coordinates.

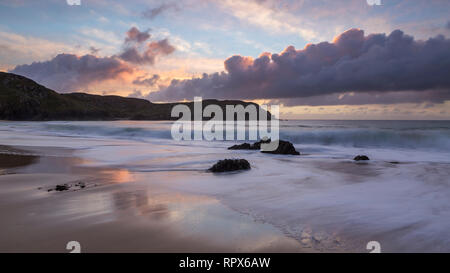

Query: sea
[1,119,449,252]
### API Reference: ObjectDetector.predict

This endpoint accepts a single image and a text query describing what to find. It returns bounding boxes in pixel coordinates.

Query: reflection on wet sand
[106,186,303,252]
[101,169,135,184]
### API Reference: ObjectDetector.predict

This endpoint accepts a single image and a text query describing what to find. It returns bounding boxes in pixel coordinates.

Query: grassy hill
[0,72,270,121]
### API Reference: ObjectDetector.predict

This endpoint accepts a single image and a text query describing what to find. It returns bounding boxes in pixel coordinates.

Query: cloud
[118,27,175,65]
[9,27,176,92]
[150,29,450,105]
[125,27,151,43]
[0,30,83,70]
[132,74,160,86]
[119,38,175,65]
[273,90,450,107]
[127,89,145,98]
[89,46,100,54]
[142,3,178,20]
[218,0,318,40]
[10,54,133,92]
[78,27,122,46]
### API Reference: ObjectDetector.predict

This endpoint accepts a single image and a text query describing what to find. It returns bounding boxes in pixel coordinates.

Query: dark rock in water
[228,143,254,150]
[209,159,251,173]
[389,161,400,164]
[228,138,271,150]
[228,138,299,155]
[261,140,300,155]
[55,184,70,191]
[252,138,271,150]
[354,155,370,161]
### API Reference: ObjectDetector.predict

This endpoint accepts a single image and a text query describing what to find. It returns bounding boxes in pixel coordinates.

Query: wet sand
[0,145,303,253]
[0,146,37,174]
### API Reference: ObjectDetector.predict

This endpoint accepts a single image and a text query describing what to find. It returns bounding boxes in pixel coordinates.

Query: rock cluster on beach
[209,159,251,173]
[354,155,370,161]
[228,139,300,155]
[54,184,70,191]
[47,181,87,192]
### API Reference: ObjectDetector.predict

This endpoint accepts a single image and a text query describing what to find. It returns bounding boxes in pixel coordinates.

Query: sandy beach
[0,145,303,253]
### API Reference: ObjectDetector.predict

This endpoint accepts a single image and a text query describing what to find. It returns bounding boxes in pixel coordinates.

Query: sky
[1,0,450,119]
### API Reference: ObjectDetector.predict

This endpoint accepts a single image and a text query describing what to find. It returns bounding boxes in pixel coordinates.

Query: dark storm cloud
[10,54,133,92]
[150,29,450,105]
[132,74,160,86]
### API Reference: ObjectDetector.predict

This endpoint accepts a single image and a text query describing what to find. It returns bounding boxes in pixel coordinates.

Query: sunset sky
[1,0,449,119]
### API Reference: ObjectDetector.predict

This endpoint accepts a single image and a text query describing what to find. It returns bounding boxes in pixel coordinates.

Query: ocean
[1,120,449,252]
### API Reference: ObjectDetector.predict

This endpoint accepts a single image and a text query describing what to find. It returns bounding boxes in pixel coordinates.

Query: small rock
[228,138,270,150]
[228,139,300,155]
[354,155,370,161]
[261,140,300,155]
[209,159,251,173]
[55,184,70,191]
[228,143,254,150]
